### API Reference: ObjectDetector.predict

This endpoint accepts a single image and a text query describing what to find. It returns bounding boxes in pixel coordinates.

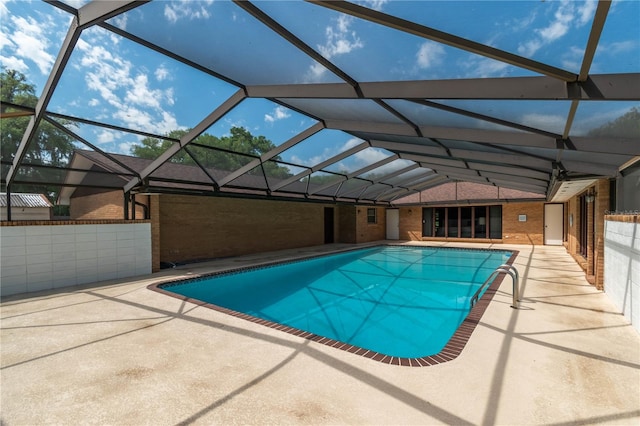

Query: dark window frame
[367,208,377,224]
[422,205,502,239]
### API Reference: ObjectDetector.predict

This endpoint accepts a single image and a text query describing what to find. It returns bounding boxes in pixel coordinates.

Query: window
[422,205,502,239]
[367,208,377,224]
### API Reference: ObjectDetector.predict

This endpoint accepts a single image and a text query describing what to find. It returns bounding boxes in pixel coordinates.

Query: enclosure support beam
[6,0,144,187]
[123,89,247,193]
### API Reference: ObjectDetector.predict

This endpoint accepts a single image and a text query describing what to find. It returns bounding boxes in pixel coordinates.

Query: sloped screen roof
[1,0,638,205]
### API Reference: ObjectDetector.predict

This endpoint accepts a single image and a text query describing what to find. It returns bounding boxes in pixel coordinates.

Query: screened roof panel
[591,1,640,74]
[226,165,269,191]
[279,98,405,124]
[381,168,431,186]
[336,178,370,198]
[359,183,393,200]
[277,129,366,168]
[571,102,640,138]
[357,158,415,180]
[432,100,572,135]
[49,117,164,159]
[386,99,519,130]
[105,1,343,85]
[49,26,239,134]
[437,139,518,154]
[2,0,638,207]
[321,147,395,174]
[204,99,318,147]
[308,171,344,192]
[383,0,595,75]
[314,181,343,198]
[0,1,73,98]
[260,0,538,82]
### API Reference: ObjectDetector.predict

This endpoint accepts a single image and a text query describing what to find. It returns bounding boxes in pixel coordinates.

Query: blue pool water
[162,246,512,358]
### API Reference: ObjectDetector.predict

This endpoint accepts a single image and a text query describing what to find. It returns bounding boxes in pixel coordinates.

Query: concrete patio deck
[1,242,639,425]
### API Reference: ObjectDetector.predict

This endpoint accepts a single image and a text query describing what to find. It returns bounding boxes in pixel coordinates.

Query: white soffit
[550,179,598,202]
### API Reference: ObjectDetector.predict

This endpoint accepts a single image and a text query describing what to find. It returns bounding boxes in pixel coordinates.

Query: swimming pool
[153,245,515,364]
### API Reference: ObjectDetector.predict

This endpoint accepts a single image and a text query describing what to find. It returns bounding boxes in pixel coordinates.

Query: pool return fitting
[470,264,520,309]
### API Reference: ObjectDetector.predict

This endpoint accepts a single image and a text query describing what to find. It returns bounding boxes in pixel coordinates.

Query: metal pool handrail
[470,264,520,309]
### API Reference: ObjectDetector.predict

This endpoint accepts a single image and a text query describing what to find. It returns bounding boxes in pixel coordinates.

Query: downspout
[134,200,149,220]
[124,191,130,220]
[6,186,11,221]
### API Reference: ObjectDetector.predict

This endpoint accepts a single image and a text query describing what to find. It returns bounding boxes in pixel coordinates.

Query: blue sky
[1,0,638,174]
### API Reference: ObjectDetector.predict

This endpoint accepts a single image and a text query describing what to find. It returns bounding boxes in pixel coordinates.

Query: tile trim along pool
[148,245,519,367]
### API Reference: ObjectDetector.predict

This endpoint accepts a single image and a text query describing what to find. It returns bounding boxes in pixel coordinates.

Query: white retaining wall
[1,223,152,297]
[604,217,639,334]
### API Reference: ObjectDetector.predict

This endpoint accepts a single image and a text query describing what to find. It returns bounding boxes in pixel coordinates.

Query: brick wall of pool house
[64,179,614,291]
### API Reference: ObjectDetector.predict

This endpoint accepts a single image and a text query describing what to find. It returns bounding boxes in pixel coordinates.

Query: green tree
[588,107,640,138]
[131,126,292,179]
[1,68,76,208]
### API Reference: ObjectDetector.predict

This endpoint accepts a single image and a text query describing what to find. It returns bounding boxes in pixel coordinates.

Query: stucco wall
[0,221,151,297]
[604,215,639,334]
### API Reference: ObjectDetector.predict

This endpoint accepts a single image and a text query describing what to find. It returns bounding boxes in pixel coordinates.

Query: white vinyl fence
[604,216,639,334]
[1,222,151,297]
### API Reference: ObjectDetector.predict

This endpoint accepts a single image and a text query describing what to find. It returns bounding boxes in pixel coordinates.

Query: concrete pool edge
[147,245,520,367]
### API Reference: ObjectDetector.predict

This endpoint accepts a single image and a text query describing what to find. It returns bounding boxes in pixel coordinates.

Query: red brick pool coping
[148,246,519,367]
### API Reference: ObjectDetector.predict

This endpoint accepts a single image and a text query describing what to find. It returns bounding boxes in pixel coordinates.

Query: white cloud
[165,88,175,106]
[318,15,364,59]
[341,137,363,152]
[74,30,182,146]
[0,26,12,50]
[577,0,597,27]
[308,14,364,81]
[97,130,116,144]
[125,74,163,109]
[470,58,511,78]
[538,1,573,43]
[416,41,445,69]
[7,15,54,74]
[265,106,291,123]
[0,1,9,19]
[517,0,592,57]
[353,147,387,165]
[119,141,137,154]
[0,55,27,72]
[289,138,360,168]
[517,39,542,57]
[155,65,170,81]
[358,0,388,11]
[607,40,638,54]
[164,0,214,24]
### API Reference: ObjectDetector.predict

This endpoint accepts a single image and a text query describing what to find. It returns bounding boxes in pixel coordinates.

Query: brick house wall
[157,195,336,264]
[69,191,391,269]
[397,201,546,244]
[71,190,147,220]
[337,204,357,243]
[564,179,609,290]
[502,202,544,245]
[355,206,386,243]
